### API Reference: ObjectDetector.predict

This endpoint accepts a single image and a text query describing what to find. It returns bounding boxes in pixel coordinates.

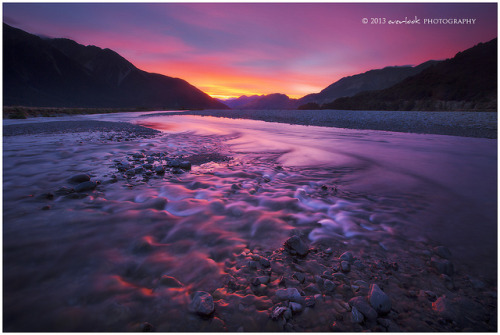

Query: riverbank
[3,115,497,331]
[158,109,498,139]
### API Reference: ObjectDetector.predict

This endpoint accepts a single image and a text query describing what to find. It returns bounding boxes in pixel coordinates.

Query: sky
[3,2,497,99]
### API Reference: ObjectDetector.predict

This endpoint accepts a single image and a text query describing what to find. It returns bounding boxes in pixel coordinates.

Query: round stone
[74,181,97,192]
[189,291,214,316]
[68,174,91,184]
[368,284,392,315]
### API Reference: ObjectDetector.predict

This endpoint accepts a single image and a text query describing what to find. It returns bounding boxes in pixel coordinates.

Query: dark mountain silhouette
[323,39,497,111]
[222,93,297,110]
[297,61,439,107]
[3,23,228,109]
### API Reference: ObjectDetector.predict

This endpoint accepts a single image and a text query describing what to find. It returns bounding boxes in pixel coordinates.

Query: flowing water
[3,112,497,331]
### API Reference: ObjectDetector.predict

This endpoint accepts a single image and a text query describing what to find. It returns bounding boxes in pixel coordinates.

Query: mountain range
[324,38,497,111]
[3,23,227,109]
[3,24,496,112]
[221,93,297,110]
[221,61,439,110]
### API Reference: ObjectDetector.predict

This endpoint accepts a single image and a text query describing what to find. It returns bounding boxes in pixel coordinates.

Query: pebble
[155,166,165,174]
[349,296,378,321]
[132,152,145,159]
[179,161,192,170]
[256,276,270,285]
[159,275,184,288]
[340,251,354,263]
[189,291,215,316]
[68,174,91,184]
[368,284,392,315]
[284,235,309,257]
[289,302,303,313]
[351,306,364,324]
[340,261,351,273]
[275,288,303,303]
[74,181,97,192]
[332,273,349,283]
[260,258,271,268]
[324,279,336,292]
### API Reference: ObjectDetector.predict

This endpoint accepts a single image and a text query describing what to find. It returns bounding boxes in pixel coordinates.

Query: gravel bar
[3,120,160,137]
[156,110,498,139]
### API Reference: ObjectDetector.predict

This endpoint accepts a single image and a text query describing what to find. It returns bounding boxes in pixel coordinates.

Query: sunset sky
[3,2,497,99]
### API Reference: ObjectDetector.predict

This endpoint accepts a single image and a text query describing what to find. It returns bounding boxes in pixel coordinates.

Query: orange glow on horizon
[136,59,333,100]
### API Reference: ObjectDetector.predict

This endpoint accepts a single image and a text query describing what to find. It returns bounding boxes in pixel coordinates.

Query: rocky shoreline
[3,118,497,332]
[154,109,498,139]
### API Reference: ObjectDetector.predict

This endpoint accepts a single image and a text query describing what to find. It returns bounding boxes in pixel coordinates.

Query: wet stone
[189,291,214,316]
[276,288,303,303]
[256,276,270,285]
[284,235,309,257]
[289,302,303,313]
[74,181,97,193]
[351,306,364,324]
[179,161,192,170]
[155,166,165,175]
[349,296,377,321]
[260,258,271,268]
[340,261,351,273]
[340,251,354,263]
[332,273,349,283]
[68,173,91,184]
[368,284,392,315]
[132,152,146,159]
